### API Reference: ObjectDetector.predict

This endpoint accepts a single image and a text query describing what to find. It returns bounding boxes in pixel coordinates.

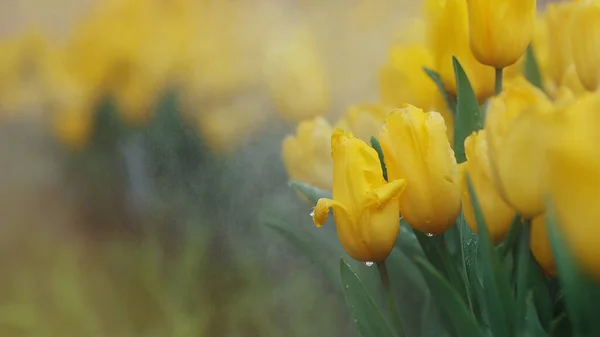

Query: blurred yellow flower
[530,214,556,277]
[378,104,460,234]
[425,0,495,101]
[335,104,389,143]
[569,0,600,91]
[547,93,600,279]
[379,44,439,109]
[485,77,554,218]
[466,0,536,69]
[378,43,454,142]
[264,25,330,124]
[545,2,577,91]
[282,117,334,191]
[460,131,515,243]
[312,129,406,262]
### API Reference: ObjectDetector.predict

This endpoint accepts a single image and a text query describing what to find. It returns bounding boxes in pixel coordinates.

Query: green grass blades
[423,67,457,115]
[340,259,396,337]
[289,181,332,204]
[546,204,600,337]
[414,256,481,337]
[452,57,483,164]
[466,175,514,337]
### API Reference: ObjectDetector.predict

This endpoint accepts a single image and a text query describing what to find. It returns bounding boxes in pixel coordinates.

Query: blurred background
[0,1,423,336]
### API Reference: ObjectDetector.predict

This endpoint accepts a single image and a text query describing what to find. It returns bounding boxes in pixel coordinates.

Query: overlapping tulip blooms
[282,0,600,301]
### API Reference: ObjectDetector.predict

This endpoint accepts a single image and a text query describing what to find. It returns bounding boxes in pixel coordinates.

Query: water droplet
[425,232,434,237]
[363,261,374,267]
[309,207,315,218]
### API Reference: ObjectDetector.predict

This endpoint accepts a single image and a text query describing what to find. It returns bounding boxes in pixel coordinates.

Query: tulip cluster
[283,0,600,280]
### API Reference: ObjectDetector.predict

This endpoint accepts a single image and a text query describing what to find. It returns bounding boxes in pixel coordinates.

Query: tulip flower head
[460,131,515,243]
[547,93,600,279]
[485,77,554,218]
[282,117,335,191]
[466,0,536,69]
[312,129,407,262]
[569,0,600,91]
[378,104,461,234]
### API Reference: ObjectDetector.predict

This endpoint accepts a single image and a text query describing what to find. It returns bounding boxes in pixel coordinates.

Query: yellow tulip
[466,0,536,69]
[378,104,460,234]
[379,44,440,110]
[569,0,600,91]
[378,44,454,142]
[545,2,577,89]
[264,25,330,124]
[460,131,515,243]
[282,117,334,191]
[334,104,389,143]
[485,77,554,218]
[425,0,495,101]
[312,130,407,262]
[530,214,556,277]
[547,93,600,279]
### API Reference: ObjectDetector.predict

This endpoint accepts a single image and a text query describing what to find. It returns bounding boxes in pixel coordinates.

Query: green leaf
[340,259,396,337]
[370,136,388,181]
[497,215,522,258]
[265,221,339,285]
[524,44,544,91]
[289,181,332,204]
[515,220,532,335]
[452,57,483,163]
[423,67,457,115]
[386,246,449,337]
[414,256,481,337]
[546,203,600,337]
[526,292,549,337]
[466,175,514,337]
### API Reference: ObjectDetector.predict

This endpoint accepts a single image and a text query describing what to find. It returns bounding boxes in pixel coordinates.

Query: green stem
[495,67,504,96]
[515,218,532,334]
[377,261,406,337]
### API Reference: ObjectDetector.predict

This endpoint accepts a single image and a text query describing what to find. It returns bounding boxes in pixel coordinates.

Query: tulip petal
[312,198,346,228]
[367,179,407,207]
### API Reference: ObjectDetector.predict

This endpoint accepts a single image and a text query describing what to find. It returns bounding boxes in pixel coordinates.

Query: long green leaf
[265,221,339,284]
[340,259,396,337]
[546,204,600,337]
[526,292,549,337]
[414,256,481,337]
[371,137,388,181]
[423,67,457,115]
[452,57,483,163]
[524,44,544,91]
[467,175,514,337]
[289,181,332,204]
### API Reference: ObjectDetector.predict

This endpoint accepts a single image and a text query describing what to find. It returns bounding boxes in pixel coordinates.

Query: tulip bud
[424,0,495,101]
[460,131,515,243]
[485,77,554,218]
[530,214,556,277]
[547,93,600,279]
[569,0,600,91]
[378,104,460,234]
[335,104,389,143]
[466,0,536,69]
[282,117,334,191]
[312,130,407,262]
